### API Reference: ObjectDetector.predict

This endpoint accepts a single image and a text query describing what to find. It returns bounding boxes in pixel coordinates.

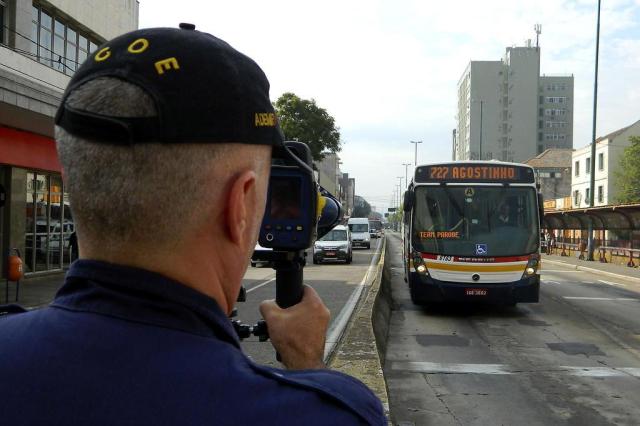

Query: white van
[348,217,371,249]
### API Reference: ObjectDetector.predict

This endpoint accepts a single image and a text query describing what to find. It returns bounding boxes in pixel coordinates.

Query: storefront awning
[0,126,61,172]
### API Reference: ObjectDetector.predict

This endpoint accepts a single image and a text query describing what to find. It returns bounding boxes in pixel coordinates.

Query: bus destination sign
[415,164,535,184]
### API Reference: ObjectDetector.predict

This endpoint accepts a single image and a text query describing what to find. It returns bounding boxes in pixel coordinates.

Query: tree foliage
[274,92,341,161]
[353,197,372,218]
[615,136,640,203]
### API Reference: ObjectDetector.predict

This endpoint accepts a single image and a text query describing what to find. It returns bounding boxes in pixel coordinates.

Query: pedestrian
[68,230,78,262]
[549,232,556,255]
[0,25,385,425]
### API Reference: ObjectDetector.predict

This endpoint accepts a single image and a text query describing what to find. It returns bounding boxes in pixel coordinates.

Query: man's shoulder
[249,363,386,425]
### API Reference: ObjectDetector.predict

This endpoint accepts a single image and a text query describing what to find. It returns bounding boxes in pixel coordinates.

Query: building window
[575,161,580,176]
[545,133,566,141]
[586,158,591,174]
[29,5,101,75]
[546,96,567,104]
[598,153,604,170]
[585,188,590,204]
[24,172,74,274]
[574,190,580,206]
[598,185,603,203]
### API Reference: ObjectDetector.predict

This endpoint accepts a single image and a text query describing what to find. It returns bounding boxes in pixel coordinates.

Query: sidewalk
[542,252,640,283]
[2,272,65,309]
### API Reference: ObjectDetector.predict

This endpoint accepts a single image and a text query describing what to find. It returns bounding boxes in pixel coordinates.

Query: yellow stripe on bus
[425,262,526,273]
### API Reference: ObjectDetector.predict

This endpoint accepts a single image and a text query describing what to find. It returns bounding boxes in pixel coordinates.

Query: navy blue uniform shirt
[0,260,385,425]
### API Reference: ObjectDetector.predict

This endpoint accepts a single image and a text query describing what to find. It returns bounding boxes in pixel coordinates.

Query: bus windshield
[412,185,539,257]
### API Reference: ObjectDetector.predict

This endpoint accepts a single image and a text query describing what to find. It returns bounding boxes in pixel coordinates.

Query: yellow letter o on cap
[94,47,111,62]
[127,38,149,54]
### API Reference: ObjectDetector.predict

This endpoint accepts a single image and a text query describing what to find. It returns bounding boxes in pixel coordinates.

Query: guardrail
[595,246,640,267]
[545,242,640,267]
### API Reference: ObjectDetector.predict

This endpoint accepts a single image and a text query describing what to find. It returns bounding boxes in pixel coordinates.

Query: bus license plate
[465,288,487,296]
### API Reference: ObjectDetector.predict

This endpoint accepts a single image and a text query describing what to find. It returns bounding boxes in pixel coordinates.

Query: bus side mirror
[403,190,414,212]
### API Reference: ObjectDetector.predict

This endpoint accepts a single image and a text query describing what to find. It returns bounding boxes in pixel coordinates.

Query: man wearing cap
[0,25,385,425]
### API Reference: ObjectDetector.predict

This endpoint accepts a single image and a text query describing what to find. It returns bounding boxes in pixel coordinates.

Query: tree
[274,92,341,161]
[615,136,640,203]
[352,196,371,218]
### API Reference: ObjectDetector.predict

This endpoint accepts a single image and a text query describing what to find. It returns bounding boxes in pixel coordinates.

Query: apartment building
[571,120,640,208]
[455,42,574,162]
[0,0,138,277]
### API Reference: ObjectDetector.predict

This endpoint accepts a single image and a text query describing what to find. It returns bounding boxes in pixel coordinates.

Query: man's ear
[225,170,258,246]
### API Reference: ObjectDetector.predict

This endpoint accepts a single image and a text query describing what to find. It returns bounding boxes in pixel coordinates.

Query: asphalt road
[236,238,382,367]
[384,233,640,426]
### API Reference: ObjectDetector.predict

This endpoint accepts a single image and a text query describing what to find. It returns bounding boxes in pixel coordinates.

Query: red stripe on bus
[420,253,530,263]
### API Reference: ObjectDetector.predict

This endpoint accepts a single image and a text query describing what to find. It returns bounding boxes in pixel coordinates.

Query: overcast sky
[139,0,640,213]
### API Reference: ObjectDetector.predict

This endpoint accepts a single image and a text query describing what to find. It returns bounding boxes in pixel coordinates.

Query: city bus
[402,161,542,305]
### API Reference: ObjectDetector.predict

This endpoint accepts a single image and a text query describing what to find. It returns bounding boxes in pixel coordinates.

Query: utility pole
[587,0,601,261]
[410,140,423,167]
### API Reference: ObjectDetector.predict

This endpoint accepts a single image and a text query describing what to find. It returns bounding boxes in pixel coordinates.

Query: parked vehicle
[313,225,352,264]
[348,217,370,249]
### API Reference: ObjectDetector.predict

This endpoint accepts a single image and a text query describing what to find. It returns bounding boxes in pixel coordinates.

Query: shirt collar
[53,260,241,348]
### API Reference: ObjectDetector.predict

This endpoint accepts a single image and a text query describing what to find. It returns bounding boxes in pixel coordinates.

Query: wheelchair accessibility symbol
[475,244,488,256]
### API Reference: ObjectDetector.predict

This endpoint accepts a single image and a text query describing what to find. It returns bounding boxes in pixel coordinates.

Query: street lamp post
[410,140,423,167]
[587,0,602,261]
[402,163,411,186]
[479,100,483,160]
[470,99,484,160]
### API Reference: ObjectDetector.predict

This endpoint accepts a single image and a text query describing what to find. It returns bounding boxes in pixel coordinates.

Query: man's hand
[259,285,330,370]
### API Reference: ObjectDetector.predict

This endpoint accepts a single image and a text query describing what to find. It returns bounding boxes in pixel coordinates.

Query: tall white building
[0,0,138,277]
[571,120,640,208]
[455,42,573,162]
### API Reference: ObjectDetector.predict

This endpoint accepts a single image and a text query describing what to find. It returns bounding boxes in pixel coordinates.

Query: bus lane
[384,233,640,426]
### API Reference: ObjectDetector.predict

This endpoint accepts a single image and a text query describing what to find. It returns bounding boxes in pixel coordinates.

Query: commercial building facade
[0,0,138,278]
[454,42,574,162]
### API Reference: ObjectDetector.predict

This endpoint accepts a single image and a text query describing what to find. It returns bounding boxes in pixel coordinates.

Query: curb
[543,258,640,284]
[328,237,389,416]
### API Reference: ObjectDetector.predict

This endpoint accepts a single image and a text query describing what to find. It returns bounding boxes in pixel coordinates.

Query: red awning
[0,126,61,172]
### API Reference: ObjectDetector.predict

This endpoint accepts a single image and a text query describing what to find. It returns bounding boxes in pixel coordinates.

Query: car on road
[313,225,352,264]
[250,242,273,268]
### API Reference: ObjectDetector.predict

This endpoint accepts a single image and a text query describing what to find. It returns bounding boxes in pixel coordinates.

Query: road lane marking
[543,280,562,285]
[563,296,637,301]
[324,238,383,360]
[391,361,640,377]
[392,362,511,375]
[246,277,275,293]
[598,279,627,287]
[542,270,586,273]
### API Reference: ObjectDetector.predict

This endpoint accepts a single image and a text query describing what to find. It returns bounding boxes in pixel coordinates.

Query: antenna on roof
[534,24,542,48]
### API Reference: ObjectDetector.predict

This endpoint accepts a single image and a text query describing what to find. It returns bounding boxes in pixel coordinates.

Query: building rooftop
[595,119,640,144]
[524,148,573,168]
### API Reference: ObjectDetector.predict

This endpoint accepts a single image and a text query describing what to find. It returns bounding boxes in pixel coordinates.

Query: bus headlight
[412,251,430,276]
[522,254,540,278]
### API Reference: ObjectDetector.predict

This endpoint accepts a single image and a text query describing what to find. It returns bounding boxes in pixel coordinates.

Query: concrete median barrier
[328,237,391,415]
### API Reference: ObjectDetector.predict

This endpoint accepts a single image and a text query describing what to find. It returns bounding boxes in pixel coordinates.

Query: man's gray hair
[56,77,230,248]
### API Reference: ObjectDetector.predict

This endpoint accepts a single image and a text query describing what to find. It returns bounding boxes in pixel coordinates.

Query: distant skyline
[139,0,640,213]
